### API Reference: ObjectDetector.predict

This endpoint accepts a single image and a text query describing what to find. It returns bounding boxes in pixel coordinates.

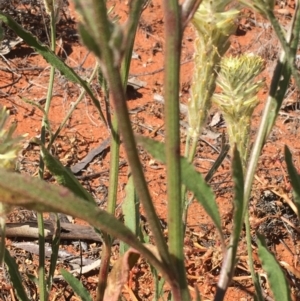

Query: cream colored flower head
[213,54,265,120]
[192,0,240,40]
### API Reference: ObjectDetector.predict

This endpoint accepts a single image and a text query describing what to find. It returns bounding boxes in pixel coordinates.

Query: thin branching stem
[97,115,119,301]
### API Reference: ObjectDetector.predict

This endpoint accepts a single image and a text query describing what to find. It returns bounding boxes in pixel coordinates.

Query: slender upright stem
[89,0,172,269]
[162,1,190,300]
[244,210,263,298]
[106,116,120,217]
[37,7,57,300]
[97,1,171,298]
[97,115,119,301]
[242,7,300,300]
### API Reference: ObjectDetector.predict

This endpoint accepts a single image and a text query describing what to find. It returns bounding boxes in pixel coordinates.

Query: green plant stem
[244,0,300,213]
[47,214,60,290]
[97,115,119,301]
[106,116,120,218]
[39,16,56,177]
[162,0,190,300]
[97,2,145,299]
[181,0,205,238]
[241,7,300,300]
[36,213,47,300]
[244,210,263,301]
[37,8,57,300]
[242,149,263,300]
[90,0,172,270]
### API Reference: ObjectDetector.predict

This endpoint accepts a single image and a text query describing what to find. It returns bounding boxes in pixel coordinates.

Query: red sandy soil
[1,0,300,300]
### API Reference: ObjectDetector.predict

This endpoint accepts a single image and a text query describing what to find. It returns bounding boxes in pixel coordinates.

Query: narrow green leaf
[4,248,30,301]
[0,12,106,126]
[284,145,300,216]
[257,232,292,301]
[61,268,93,301]
[40,144,95,204]
[120,176,140,254]
[136,136,223,242]
[0,169,166,276]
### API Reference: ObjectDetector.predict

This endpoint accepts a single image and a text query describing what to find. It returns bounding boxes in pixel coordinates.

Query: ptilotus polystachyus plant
[0,107,25,264]
[187,1,240,146]
[213,54,265,167]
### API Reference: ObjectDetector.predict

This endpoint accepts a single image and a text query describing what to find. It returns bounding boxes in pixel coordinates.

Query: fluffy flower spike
[188,0,240,139]
[213,54,265,166]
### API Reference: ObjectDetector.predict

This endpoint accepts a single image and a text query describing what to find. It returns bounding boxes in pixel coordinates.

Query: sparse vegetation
[0,0,300,300]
